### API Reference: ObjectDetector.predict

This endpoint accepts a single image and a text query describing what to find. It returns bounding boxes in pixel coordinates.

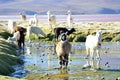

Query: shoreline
[0,14,120,22]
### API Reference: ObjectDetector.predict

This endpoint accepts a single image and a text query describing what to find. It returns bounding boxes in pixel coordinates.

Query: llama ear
[65,32,68,35]
[60,31,63,34]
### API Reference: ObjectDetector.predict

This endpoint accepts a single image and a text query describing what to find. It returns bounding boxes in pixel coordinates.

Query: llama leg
[23,40,25,52]
[64,54,69,68]
[90,58,95,70]
[90,49,94,59]
[83,58,91,69]
[96,58,101,69]
[96,49,101,59]
[58,56,63,69]
[18,41,21,49]
[85,47,89,59]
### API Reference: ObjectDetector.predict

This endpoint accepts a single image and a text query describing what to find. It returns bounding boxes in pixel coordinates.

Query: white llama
[47,11,56,30]
[8,20,16,33]
[85,30,102,59]
[29,14,39,26]
[19,13,26,21]
[27,25,46,41]
[67,10,73,27]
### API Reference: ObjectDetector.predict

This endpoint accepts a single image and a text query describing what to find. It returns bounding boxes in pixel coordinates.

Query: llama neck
[47,13,50,19]
[67,29,74,35]
[61,40,67,43]
[68,14,71,18]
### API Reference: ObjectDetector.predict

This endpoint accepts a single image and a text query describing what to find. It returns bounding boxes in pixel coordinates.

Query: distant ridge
[0,0,120,15]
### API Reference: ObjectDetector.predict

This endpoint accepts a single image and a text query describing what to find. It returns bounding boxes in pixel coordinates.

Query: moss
[68,34,75,42]
[0,38,23,76]
[29,34,36,40]
[112,34,120,41]
[73,35,86,42]
[46,33,54,41]
[0,31,12,39]
[0,75,26,80]
[0,60,14,75]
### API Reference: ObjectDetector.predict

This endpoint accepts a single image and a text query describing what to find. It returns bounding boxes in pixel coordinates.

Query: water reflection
[59,69,69,80]
[22,42,120,79]
[26,46,31,55]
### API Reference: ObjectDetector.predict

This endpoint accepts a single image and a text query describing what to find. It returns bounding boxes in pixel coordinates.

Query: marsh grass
[0,75,26,80]
[0,31,13,39]
[0,31,23,76]
[25,69,120,80]
[28,27,120,42]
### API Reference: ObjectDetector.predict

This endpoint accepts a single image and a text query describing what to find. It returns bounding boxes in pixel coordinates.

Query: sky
[0,0,120,15]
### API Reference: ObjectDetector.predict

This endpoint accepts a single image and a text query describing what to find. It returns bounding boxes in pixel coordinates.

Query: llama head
[96,30,102,36]
[96,30,102,42]
[67,28,76,35]
[67,10,71,14]
[47,11,50,15]
[19,13,22,15]
[60,31,68,41]
[34,14,37,18]
[71,28,76,32]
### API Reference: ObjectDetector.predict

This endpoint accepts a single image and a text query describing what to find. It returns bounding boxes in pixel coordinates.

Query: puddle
[11,42,120,79]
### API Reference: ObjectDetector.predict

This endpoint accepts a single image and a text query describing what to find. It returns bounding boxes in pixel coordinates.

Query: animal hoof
[63,66,67,69]
[84,56,89,59]
[83,64,91,68]
[96,57,101,60]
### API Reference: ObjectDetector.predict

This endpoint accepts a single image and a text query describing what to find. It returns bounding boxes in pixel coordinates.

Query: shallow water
[13,42,120,79]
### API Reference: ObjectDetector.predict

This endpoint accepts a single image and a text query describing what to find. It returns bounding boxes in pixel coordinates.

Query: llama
[27,25,46,41]
[47,11,56,30]
[8,30,25,49]
[13,26,26,33]
[19,13,26,21]
[85,30,102,59]
[29,14,39,26]
[67,10,73,27]
[56,31,71,69]
[8,20,16,33]
[8,31,20,41]
[54,27,76,41]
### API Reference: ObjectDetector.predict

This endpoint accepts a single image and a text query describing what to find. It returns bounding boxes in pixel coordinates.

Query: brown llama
[13,26,26,33]
[56,31,71,69]
[8,30,25,50]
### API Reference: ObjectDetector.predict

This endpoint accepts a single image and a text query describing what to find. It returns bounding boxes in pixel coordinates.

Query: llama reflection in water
[83,58,101,70]
[59,68,69,80]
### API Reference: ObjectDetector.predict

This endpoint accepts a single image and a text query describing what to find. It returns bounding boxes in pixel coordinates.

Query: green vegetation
[29,28,120,42]
[0,75,26,80]
[0,31,23,76]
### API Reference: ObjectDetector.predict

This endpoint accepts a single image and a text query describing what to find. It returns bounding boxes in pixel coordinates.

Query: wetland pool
[12,42,120,80]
